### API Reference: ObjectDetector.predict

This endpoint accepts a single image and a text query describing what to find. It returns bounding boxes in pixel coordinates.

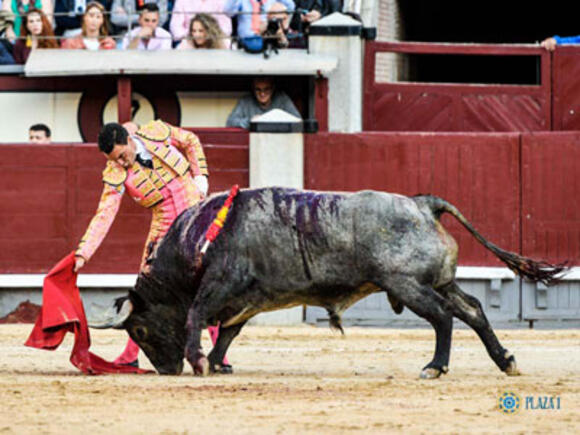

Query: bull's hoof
[420,368,442,379]
[419,365,448,379]
[193,356,210,376]
[211,363,234,375]
[504,353,520,377]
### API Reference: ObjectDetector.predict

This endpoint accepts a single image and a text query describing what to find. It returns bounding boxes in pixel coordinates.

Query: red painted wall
[305,132,522,266]
[521,132,580,264]
[0,134,248,274]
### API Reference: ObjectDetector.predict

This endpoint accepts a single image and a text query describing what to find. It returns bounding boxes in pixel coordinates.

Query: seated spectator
[176,13,225,49]
[2,0,53,40]
[13,8,58,63]
[61,1,116,49]
[54,0,109,37]
[111,0,168,33]
[0,10,15,64]
[541,34,580,51]
[226,76,300,129]
[169,0,230,46]
[122,3,171,49]
[29,123,52,143]
[224,0,294,52]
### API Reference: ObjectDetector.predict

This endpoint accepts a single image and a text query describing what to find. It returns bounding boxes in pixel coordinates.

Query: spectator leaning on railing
[13,8,58,63]
[111,0,168,33]
[2,0,53,40]
[541,34,580,51]
[176,13,225,49]
[224,0,294,52]
[61,1,115,49]
[122,2,170,49]
[226,76,300,129]
[169,0,230,45]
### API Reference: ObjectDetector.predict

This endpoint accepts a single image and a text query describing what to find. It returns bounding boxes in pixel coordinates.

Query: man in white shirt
[122,3,172,50]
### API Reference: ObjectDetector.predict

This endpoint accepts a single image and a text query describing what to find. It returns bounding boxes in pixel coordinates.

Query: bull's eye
[133,325,148,341]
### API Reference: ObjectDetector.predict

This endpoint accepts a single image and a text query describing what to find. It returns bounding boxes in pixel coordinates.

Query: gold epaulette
[136,120,171,142]
[102,161,127,186]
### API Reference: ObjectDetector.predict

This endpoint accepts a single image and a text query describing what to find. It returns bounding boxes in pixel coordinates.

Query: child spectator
[2,0,53,40]
[111,0,168,32]
[13,8,58,63]
[169,0,230,45]
[226,76,300,129]
[61,1,115,49]
[122,2,171,49]
[29,123,52,143]
[176,13,225,49]
[224,0,294,52]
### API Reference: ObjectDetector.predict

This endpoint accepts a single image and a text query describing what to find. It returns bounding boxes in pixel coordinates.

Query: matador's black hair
[98,123,128,154]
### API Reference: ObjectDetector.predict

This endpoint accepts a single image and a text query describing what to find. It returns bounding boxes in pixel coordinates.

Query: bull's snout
[157,359,184,375]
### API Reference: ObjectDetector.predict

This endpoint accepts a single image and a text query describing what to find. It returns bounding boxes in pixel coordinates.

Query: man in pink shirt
[122,3,172,50]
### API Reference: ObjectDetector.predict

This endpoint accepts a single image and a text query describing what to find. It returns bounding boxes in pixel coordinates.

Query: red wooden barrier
[364,41,551,132]
[0,137,248,274]
[521,132,580,264]
[305,132,521,266]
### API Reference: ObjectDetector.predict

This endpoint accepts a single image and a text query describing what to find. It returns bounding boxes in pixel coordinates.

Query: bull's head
[89,281,188,375]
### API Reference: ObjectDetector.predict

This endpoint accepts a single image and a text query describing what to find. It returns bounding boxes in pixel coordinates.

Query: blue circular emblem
[498,392,521,414]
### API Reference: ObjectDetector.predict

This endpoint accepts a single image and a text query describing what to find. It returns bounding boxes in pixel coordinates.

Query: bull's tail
[416,195,569,286]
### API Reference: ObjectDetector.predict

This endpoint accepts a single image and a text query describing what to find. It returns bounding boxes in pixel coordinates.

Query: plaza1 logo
[498,392,562,414]
[498,392,521,414]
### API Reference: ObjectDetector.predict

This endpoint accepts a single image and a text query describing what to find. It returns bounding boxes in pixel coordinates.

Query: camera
[266,18,282,35]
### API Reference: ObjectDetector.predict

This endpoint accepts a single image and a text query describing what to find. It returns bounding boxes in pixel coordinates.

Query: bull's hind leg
[438,281,519,376]
[380,275,454,379]
[208,321,246,374]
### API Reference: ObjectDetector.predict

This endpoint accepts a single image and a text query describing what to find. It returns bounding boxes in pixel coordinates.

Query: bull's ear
[128,290,147,313]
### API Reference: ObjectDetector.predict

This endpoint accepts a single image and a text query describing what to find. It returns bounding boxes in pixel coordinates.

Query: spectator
[2,0,53,40]
[288,0,341,47]
[541,35,580,51]
[0,10,15,64]
[13,8,58,63]
[169,0,230,45]
[29,123,52,143]
[262,1,290,49]
[224,0,294,52]
[122,2,171,49]
[226,77,300,129]
[53,0,109,37]
[61,1,115,49]
[111,0,168,32]
[176,13,225,49]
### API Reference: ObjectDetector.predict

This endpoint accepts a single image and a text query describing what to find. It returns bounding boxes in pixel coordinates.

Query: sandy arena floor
[0,324,578,434]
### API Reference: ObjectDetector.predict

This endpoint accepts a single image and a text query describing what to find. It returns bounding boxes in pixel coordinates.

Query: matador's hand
[74,256,86,273]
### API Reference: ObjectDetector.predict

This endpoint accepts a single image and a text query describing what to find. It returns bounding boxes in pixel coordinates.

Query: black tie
[136,154,153,169]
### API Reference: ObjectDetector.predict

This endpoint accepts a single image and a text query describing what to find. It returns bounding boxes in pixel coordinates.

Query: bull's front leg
[185,303,209,376]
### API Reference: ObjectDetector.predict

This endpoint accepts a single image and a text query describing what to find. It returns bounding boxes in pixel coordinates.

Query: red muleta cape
[25,252,151,375]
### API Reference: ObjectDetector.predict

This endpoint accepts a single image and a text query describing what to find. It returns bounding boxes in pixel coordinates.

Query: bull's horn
[88,299,133,329]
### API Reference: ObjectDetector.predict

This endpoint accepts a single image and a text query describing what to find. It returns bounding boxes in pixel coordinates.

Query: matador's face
[107,139,137,169]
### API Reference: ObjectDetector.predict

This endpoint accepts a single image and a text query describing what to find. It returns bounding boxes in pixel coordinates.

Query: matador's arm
[75,163,125,263]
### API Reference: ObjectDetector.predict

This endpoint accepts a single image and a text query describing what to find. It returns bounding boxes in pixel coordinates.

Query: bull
[90,187,566,378]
